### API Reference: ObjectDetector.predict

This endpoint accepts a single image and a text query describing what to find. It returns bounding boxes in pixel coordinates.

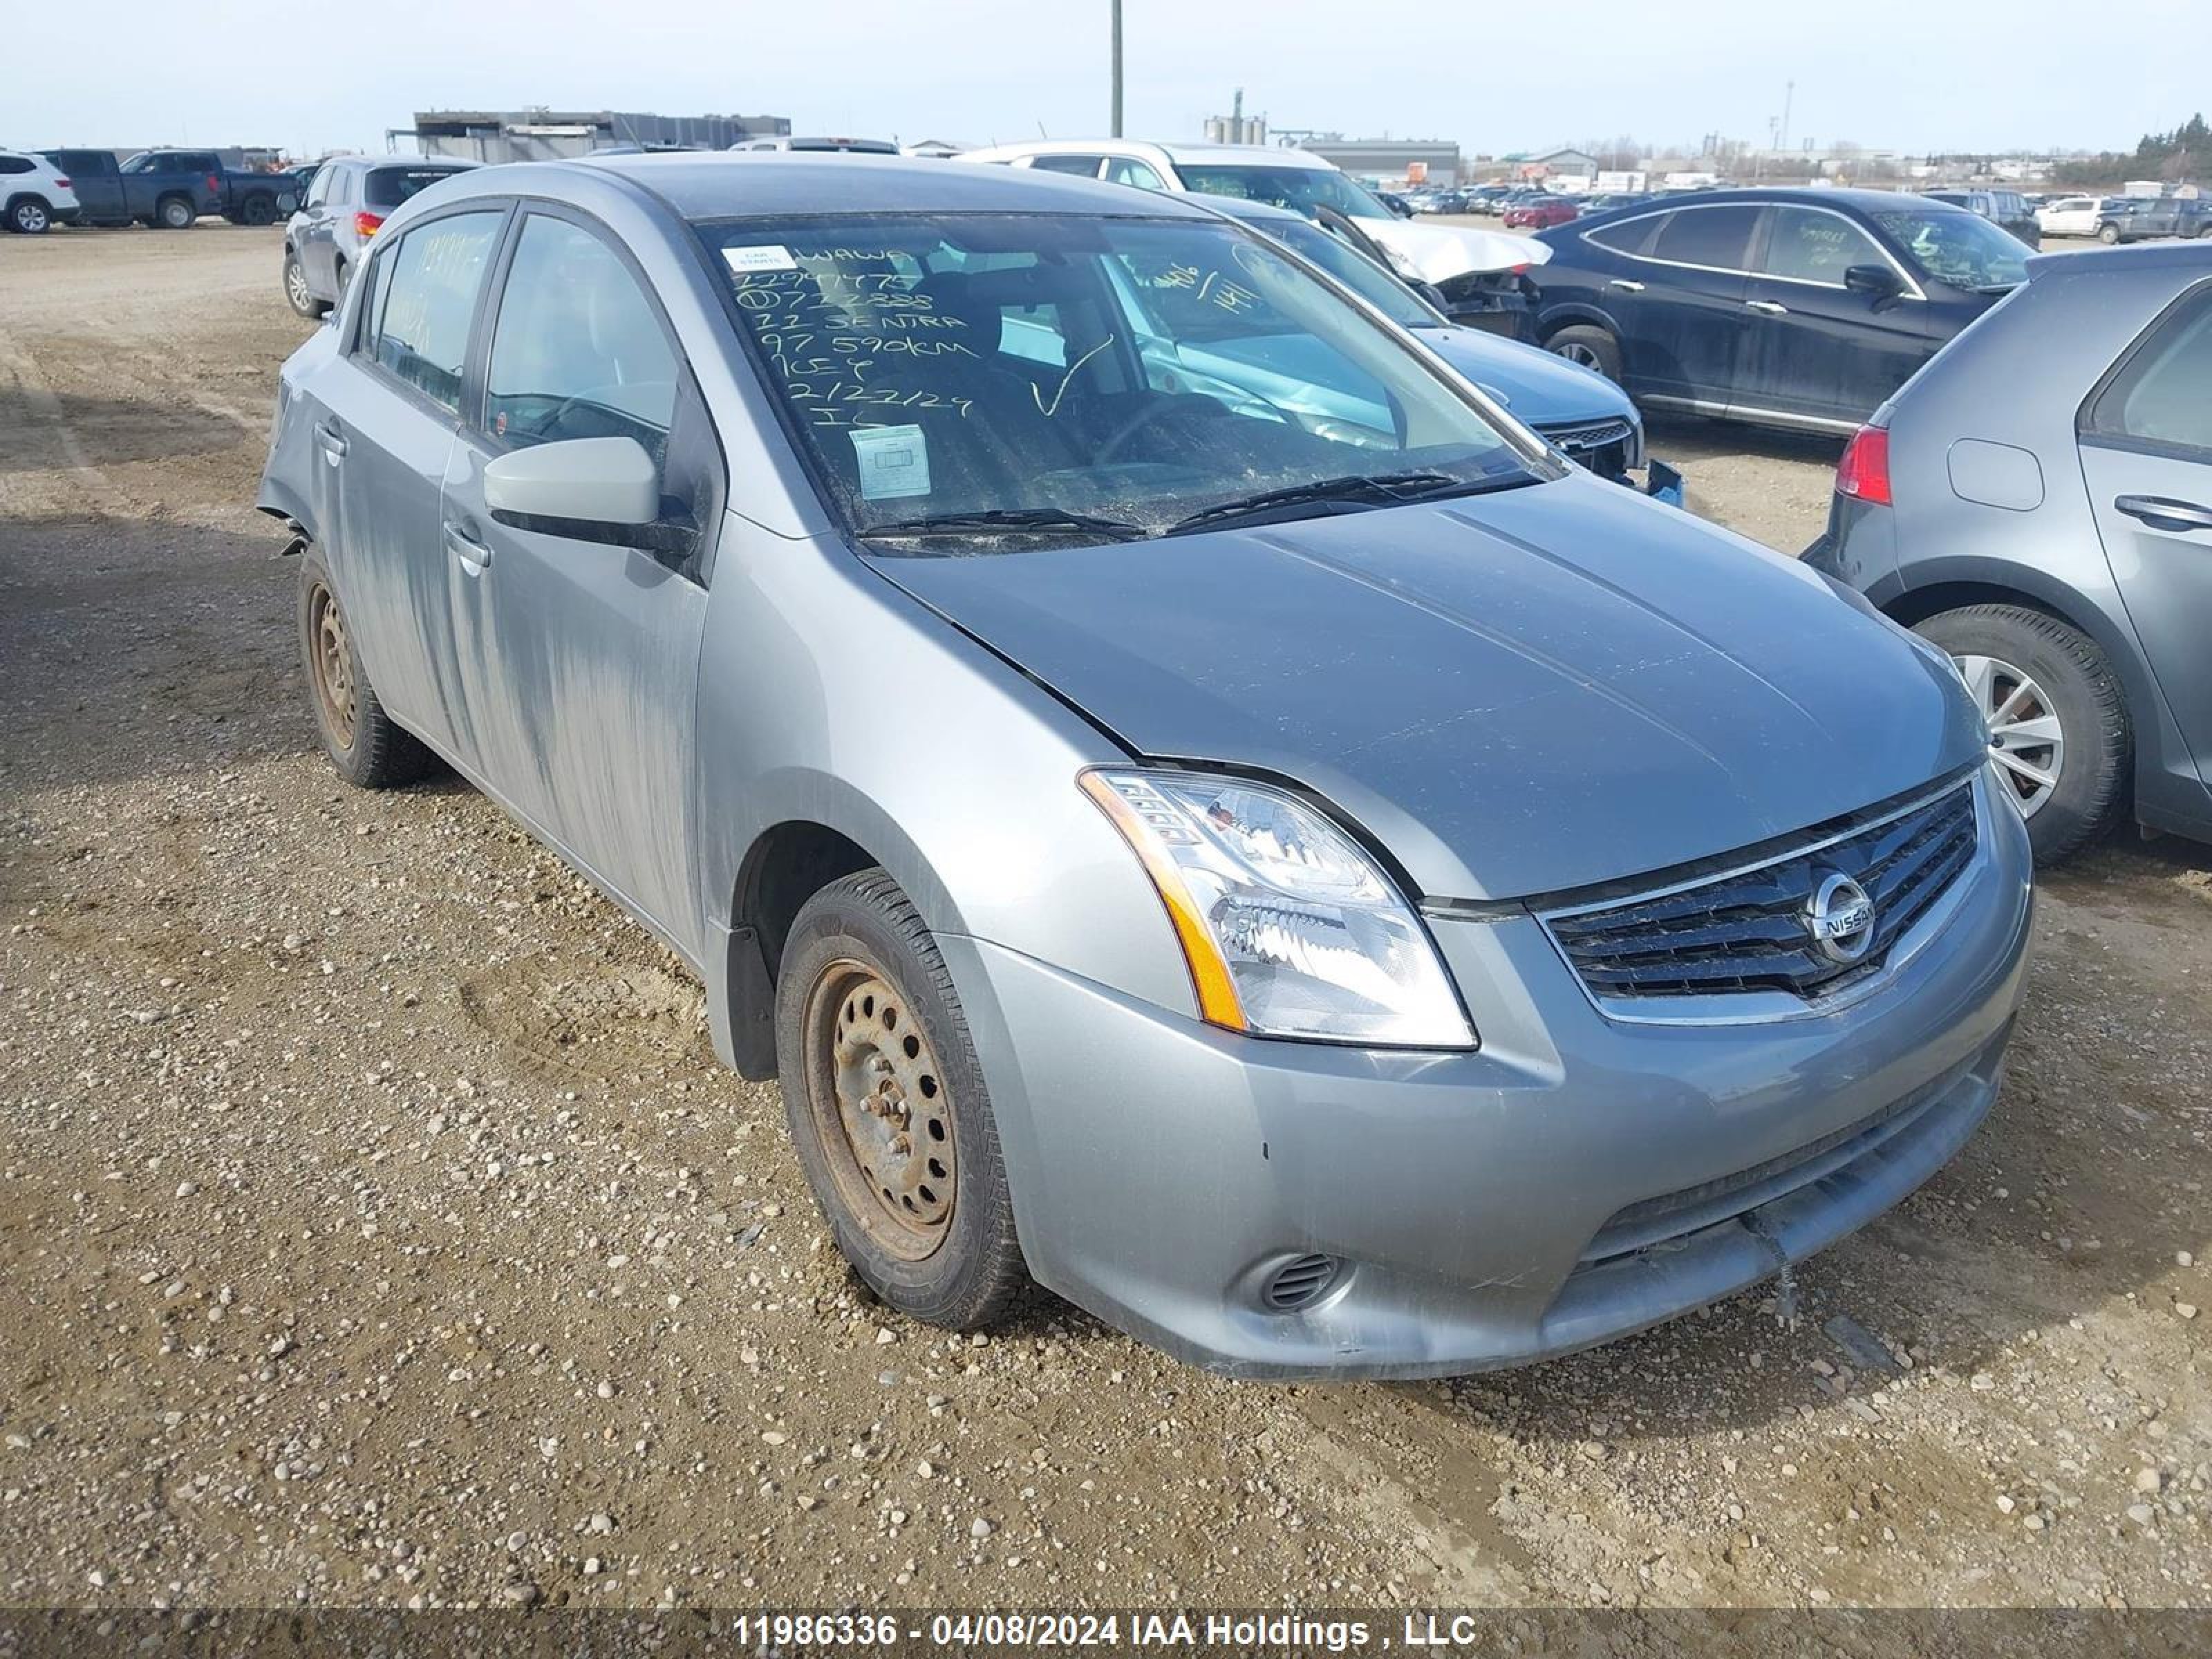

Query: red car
[1504,197,1580,230]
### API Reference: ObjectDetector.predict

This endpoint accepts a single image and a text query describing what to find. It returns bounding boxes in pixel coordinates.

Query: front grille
[1538,416,1635,455]
[1546,781,1978,1002]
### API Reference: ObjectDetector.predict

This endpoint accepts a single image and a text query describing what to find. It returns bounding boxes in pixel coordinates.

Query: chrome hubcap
[1956,653,2063,818]
[287,261,308,306]
[1557,342,1600,368]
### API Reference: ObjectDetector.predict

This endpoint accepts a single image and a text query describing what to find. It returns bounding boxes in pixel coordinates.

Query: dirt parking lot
[1,227,2208,1615]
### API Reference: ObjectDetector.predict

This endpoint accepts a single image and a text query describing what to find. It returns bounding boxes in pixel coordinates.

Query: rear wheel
[1913,604,2130,865]
[6,197,52,235]
[775,870,1028,1329]
[1546,324,1623,384]
[156,194,196,230]
[298,548,434,789]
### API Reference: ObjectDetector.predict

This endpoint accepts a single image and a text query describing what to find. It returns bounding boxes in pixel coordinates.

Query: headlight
[1080,769,1474,1049]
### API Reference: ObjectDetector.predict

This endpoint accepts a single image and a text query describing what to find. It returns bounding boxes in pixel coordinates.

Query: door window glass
[1648,206,1759,271]
[1103,157,1166,191]
[485,215,678,459]
[1583,214,1660,255]
[1761,207,1886,285]
[1029,155,1105,177]
[364,210,504,413]
[2085,285,2212,457]
[306,164,334,207]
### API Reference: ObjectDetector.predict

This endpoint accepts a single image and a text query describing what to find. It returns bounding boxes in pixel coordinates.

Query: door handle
[312,420,347,460]
[1745,299,1789,316]
[444,522,494,572]
[1606,278,1645,292]
[2115,494,2212,534]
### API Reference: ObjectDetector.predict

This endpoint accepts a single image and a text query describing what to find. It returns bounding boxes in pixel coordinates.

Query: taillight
[54,176,71,189]
[353,210,385,238]
[207,173,221,193]
[1835,424,1892,507]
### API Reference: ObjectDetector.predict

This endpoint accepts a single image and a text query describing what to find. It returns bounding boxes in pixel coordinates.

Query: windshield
[1260,218,1438,329]
[700,212,1548,546]
[1871,207,2030,291]
[1173,165,1393,223]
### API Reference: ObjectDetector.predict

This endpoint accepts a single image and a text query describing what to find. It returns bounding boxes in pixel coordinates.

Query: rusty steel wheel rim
[802,959,955,1261]
[308,582,357,751]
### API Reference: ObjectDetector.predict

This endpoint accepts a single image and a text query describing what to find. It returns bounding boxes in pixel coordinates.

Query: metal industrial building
[395,109,790,162]
[1291,137,1461,185]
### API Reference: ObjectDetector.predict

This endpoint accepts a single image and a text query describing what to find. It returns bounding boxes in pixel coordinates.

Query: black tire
[238,193,276,227]
[283,250,327,319]
[6,196,53,235]
[156,194,196,230]
[1913,604,2130,866]
[297,548,434,789]
[1546,323,1624,384]
[774,870,1028,1329]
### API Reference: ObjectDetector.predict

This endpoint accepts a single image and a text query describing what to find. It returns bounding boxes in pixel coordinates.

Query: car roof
[321,153,475,170]
[541,151,1225,219]
[2027,240,2212,281]
[965,138,1335,172]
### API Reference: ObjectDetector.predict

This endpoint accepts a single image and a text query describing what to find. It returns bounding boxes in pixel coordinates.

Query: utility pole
[1109,0,1125,138]
[1780,79,1794,155]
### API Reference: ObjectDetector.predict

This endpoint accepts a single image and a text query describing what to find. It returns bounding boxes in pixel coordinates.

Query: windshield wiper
[1164,469,1529,536]
[856,507,1147,543]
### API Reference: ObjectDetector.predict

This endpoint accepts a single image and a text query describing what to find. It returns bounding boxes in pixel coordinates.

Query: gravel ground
[1,227,2208,1614]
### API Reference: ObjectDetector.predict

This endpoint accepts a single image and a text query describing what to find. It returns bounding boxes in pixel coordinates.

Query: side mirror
[1844,263,1905,302]
[484,436,659,539]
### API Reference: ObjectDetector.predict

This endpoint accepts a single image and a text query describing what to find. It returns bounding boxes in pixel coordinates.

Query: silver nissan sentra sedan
[259,155,2034,1379]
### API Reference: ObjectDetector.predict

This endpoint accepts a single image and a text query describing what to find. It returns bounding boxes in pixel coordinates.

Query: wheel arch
[1878,565,2171,818]
[1534,302,1620,346]
[711,794,963,1081]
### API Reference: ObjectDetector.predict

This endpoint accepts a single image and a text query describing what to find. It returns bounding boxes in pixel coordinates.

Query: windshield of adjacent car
[1173,165,1394,224]
[1871,206,2030,291]
[696,212,1550,547]
[365,167,465,209]
[1258,217,1438,328]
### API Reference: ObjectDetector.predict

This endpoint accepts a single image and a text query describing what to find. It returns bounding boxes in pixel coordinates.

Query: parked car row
[259,152,2034,1381]
[281,155,478,317]
[2037,194,2211,242]
[0,147,304,233]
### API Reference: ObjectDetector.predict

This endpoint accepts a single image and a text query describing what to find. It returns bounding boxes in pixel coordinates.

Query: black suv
[1528,188,2032,433]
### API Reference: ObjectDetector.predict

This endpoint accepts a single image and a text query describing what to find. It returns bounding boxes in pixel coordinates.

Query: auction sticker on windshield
[850,423,932,499]
[722,243,799,274]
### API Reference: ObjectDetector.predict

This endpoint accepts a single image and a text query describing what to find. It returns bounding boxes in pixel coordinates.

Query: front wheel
[775,870,1029,1329]
[6,197,52,234]
[2098,222,2121,245]
[1913,604,2130,866]
[238,193,276,227]
[1546,324,1623,384]
[283,250,326,319]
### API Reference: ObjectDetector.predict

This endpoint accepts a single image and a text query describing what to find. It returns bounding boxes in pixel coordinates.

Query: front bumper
[946,776,2033,1379]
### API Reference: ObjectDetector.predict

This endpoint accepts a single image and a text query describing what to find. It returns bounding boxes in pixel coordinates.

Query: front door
[2079,279,2212,788]
[438,208,717,947]
[1736,204,1933,426]
[318,207,509,769]
[1616,203,1761,407]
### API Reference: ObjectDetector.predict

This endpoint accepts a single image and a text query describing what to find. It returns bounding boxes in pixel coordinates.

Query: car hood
[868,476,1985,903]
[1412,324,1634,427]
[1358,214,1550,281]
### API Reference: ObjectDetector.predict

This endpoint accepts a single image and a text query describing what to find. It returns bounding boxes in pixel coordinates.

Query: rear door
[438,207,719,943]
[314,205,509,769]
[55,151,124,221]
[2079,279,2212,786]
[1736,203,1933,425]
[1614,203,1760,406]
[295,164,341,293]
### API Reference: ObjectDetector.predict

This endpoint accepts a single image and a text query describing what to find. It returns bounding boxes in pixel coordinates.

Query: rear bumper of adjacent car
[946,773,2033,1380]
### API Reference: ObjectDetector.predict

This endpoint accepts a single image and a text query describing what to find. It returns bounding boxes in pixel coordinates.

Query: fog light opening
[1262,1253,1344,1313]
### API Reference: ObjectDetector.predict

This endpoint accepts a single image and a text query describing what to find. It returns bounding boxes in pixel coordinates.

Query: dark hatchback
[1528,188,2030,433]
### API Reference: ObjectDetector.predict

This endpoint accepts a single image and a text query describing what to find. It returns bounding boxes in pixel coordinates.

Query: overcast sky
[14,0,2204,160]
